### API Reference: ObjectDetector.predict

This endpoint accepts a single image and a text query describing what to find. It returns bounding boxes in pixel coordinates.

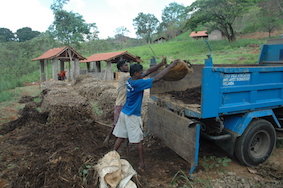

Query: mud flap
[148,103,201,175]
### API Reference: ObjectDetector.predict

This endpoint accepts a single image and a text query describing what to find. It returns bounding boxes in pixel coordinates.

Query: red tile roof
[32,46,85,61]
[189,31,208,37]
[80,51,143,63]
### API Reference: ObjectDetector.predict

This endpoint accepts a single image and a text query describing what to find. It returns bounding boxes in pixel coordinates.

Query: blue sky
[1,0,195,39]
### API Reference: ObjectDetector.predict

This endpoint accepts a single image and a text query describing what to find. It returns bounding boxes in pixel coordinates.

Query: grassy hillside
[123,32,268,69]
[0,31,275,102]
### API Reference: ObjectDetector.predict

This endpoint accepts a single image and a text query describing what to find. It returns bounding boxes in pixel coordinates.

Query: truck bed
[151,63,283,119]
[151,93,201,116]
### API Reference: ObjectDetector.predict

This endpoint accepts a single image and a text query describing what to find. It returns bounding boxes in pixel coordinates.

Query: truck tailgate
[148,103,201,175]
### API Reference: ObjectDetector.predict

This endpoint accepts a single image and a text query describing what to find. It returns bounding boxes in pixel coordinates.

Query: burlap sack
[95,151,122,188]
[162,59,193,81]
[95,151,137,188]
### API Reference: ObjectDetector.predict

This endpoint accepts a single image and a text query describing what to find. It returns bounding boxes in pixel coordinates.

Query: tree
[157,2,187,39]
[161,3,187,29]
[258,0,283,37]
[0,28,15,42]
[133,13,159,44]
[114,26,129,37]
[185,0,255,42]
[48,0,99,46]
[114,26,130,48]
[275,0,283,12]
[16,27,40,42]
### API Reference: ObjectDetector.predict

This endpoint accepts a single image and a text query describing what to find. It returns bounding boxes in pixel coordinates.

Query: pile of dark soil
[0,101,189,188]
[0,105,110,187]
[167,86,202,104]
[18,95,35,103]
[0,104,48,135]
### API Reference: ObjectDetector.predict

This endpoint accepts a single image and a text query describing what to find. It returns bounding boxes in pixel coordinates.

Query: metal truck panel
[258,39,283,63]
[202,65,283,118]
[223,109,280,135]
[148,103,200,175]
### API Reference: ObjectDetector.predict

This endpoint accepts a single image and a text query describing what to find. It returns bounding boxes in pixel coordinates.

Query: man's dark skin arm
[143,57,167,77]
[152,60,178,83]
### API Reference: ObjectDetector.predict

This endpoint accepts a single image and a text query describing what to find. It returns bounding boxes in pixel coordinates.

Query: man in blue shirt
[113,57,177,171]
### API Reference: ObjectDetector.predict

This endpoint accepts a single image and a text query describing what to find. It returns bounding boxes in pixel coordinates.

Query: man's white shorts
[113,112,143,143]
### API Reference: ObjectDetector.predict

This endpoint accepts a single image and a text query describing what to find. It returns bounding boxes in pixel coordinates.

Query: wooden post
[60,60,64,71]
[46,60,49,81]
[96,61,102,79]
[52,58,59,81]
[96,61,101,72]
[87,62,90,72]
[104,61,112,81]
[72,58,80,80]
[40,60,45,82]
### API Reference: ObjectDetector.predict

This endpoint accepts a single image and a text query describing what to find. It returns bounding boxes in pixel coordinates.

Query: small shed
[153,36,166,44]
[190,30,224,40]
[189,31,208,40]
[80,51,143,81]
[32,46,86,82]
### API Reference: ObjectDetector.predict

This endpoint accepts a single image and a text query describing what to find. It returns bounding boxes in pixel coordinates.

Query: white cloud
[65,0,86,10]
[106,0,143,11]
[0,0,195,38]
[0,0,53,32]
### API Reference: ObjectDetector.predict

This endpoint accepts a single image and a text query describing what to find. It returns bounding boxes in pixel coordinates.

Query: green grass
[122,35,267,68]
[90,102,102,115]
[171,170,212,188]
[0,90,21,103]
[0,85,41,103]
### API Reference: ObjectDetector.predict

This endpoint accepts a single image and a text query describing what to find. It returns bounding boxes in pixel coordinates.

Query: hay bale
[41,92,95,124]
[76,82,115,102]
[39,86,78,102]
[161,59,193,81]
[48,86,77,96]
[42,80,70,89]
[72,74,99,87]
[96,88,117,120]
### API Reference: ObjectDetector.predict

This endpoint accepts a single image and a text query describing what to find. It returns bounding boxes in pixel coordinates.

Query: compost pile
[167,85,202,104]
[0,75,282,188]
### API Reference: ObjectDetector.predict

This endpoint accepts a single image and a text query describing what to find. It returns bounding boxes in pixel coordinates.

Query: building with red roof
[80,51,143,81]
[32,46,85,82]
[189,31,208,40]
[189,30,224,40]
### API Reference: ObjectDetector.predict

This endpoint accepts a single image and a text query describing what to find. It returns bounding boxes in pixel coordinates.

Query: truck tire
[235,119,276,166]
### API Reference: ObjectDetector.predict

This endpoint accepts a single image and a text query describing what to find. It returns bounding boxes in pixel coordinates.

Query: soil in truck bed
[166,86,201,104]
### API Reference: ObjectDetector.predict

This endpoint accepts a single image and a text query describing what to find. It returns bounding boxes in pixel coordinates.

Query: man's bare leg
[137,142,145,170]
[114,137,125,151]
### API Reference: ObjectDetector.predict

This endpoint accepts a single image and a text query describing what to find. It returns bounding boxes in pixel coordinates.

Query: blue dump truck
[148,38,283,175]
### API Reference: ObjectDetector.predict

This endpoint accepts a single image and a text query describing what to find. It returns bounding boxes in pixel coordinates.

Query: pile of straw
[42,80,70,89]
[40,85,95,124]
[96,88,117,120]
[75,83,115,102]
[72,74,99,87]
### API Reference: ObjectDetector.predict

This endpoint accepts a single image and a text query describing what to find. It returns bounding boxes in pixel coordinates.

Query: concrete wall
[208,30,223,40]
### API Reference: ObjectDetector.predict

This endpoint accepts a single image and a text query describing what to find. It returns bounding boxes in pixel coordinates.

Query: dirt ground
[0,78,282,188]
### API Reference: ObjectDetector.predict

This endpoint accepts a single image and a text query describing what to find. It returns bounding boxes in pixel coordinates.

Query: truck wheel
[235,119,276,166]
